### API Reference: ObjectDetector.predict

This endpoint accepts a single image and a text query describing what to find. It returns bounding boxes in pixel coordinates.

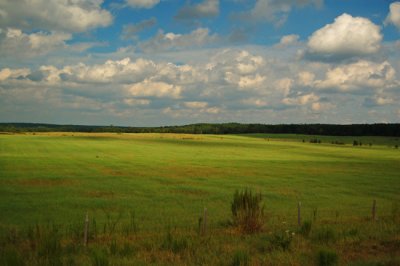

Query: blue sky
[0,0,399,126]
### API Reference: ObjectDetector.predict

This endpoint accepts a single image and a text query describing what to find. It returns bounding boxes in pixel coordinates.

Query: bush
[317,249,338,266]
[231,189,265,233]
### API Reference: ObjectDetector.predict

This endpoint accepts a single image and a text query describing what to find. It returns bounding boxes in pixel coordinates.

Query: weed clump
[231,189,265,233]
[269,230,294,251]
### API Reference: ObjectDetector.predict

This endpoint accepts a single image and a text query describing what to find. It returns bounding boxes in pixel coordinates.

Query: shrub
[231,250,250,266]
[231,189,265,233]
[317,249,338,266]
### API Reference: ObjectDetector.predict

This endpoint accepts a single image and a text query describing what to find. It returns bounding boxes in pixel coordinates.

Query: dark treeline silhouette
[1,123,400,136]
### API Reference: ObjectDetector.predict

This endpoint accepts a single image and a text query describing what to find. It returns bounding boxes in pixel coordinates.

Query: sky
[0,0,400,126]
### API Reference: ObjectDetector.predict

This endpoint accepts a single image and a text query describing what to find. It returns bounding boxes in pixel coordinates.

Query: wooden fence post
[297,202,301,226]
[372,200,376,221]
[84,212,89,247]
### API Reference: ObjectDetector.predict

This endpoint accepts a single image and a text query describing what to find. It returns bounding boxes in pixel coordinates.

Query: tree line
[1,122,400,136]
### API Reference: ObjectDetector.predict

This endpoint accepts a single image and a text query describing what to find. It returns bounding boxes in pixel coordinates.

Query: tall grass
[231,189,265,233]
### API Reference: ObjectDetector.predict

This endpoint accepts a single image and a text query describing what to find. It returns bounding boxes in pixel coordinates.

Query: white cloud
[238,74,266,90]
[236,51,265,75]
[241,98,268,107]
[249,0,322,25]
[121,18,157,40]
[297,71,315,87]
[140,28,218,52]
[311,102,335,112]
[0,0,112,33]
[0,67,30,81]
[126,0,160,9]
[0,28,71,58]
[175,0,219,20]
[61,58,157,84]
[315,60,396,91]
[278,34,299,46]
[307,13,382,59]
[275,78,293,96]
[123,98,151,106]
[364,95,395,107]
[184,101,209,109]
[1,46,398,125]
[128,79,182,99]
[385,2,400,29]
[282,93,319,106]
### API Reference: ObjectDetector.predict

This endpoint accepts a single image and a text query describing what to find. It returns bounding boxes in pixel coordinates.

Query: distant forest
[1,123,400,136]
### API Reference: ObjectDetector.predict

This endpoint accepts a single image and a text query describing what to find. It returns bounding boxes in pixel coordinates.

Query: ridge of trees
[0,122,399,136]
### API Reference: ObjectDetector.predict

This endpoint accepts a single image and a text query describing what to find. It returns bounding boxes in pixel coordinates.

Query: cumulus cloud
[0,0,112,32]
[139,28,218,53]
[385,2,400,29]
[215,50,266,90]
[364,95,394,107]
[128,79,182,99]
[0,28,71,58]
[1,46,398,125]
[248,0,322,26]
[297,71,315,87]
[315,60,396,92]
[306,13,382,60]
[278,34,299,46]
[311,102,335,112]
[123,98,151,106]
[125,0,160,9]
[241,98,268,107]
[121,18,157,40]
[0,67,31,81]
[60,58,157,84]
[183,101,209,109]
[282,93,319,106]
[175,0,219,20]
[237,74,266,90]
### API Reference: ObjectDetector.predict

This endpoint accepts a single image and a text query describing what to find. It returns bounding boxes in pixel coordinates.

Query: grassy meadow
[0,132,399,265]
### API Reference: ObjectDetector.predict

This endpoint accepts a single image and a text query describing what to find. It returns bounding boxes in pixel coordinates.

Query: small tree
[231,189,265,233]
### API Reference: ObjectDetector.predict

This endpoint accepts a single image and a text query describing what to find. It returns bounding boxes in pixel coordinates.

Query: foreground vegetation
[0,133,399,265]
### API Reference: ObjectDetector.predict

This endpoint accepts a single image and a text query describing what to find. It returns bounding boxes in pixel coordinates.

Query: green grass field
[0,133,399,265]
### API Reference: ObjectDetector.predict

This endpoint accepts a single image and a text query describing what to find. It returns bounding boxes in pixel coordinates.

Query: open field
[0,133,399,265]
